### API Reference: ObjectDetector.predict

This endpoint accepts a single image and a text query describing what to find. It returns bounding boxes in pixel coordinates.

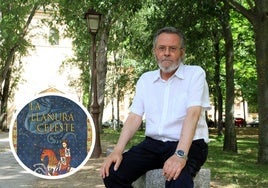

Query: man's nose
[164,47,171,55]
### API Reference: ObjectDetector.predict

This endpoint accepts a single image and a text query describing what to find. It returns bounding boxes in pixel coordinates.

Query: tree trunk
[227,0,268,164]
[116,89,120,129]
[221,2,237,152]
[91,19,110,157]
[98,25,109,127]
[213,32,224,135]
[254,19,268,164]
[0,68,11,131]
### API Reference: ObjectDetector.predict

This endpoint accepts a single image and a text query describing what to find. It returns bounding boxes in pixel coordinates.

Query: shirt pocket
[171,92,187,119]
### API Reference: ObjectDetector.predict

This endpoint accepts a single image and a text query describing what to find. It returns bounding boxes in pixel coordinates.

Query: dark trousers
[103,137,208,188]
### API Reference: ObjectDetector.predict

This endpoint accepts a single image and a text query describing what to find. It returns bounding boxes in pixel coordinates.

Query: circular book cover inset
[9,93,96,179]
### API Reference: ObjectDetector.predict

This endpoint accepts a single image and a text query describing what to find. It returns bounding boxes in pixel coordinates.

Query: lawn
[101,127,268,187]
[205,127,268,187]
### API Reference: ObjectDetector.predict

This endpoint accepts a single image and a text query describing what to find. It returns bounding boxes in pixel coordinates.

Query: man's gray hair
[153,27,186,49]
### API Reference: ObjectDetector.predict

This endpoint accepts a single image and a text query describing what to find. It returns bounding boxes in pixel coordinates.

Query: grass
[100,128,145,150]
[100,127,268,187]
[205,128,268,187]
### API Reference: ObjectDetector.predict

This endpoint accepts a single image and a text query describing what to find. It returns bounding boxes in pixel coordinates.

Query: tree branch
[0,3,39,85]
[226,0,255,23]
[22,3,39,38]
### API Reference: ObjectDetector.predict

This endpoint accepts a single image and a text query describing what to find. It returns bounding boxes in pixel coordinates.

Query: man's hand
[100,150,123,178]
[162,154,187,181]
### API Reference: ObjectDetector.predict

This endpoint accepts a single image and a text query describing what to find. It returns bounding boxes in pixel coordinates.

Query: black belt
[146,136,205,144]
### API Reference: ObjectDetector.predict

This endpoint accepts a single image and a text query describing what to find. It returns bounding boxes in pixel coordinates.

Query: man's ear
[152,48,157,58]
[180,48,186,61]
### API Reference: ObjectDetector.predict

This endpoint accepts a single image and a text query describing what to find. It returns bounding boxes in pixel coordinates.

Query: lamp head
[84,8,101,34]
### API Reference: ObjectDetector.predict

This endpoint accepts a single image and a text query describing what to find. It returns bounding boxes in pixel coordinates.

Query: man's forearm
[176,106,202,155]
[113,112,142,153]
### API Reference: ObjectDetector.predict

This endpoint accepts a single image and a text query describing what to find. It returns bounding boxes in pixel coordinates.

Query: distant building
[8,9,80,128]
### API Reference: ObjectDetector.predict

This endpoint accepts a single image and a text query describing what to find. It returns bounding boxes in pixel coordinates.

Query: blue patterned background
[16,95,88,174]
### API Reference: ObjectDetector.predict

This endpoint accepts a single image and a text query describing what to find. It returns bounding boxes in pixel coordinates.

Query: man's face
[62,142,67,148]
[153,33,185,73]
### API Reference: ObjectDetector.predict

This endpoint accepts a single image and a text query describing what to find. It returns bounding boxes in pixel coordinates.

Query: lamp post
[85,8,102,157]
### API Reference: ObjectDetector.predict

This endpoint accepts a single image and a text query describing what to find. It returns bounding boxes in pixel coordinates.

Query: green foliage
[0,0,52,104]
[57,0,145,108]
[55,0,258,114]
[231,11,257,112]
[0,1,31,61]
[0,0,259,116]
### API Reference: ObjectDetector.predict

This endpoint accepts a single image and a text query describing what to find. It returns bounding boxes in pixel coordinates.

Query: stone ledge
[133,168,210,188]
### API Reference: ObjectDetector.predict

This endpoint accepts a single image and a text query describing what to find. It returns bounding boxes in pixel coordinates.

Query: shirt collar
[153,63,185,82]
[175,63,185,79]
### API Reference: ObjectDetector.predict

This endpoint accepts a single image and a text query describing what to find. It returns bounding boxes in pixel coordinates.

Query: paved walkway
[0,132,105,188]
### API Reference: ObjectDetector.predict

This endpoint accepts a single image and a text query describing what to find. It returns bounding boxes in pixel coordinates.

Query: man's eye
[159,46,165,51]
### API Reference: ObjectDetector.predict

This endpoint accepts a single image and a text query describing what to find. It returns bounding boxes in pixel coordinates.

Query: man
[100,26,210,188]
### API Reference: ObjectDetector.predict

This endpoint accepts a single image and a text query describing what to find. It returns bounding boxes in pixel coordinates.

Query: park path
[0,131,105,188]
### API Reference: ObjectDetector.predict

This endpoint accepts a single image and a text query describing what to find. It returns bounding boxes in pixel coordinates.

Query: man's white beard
[158,59,181,73]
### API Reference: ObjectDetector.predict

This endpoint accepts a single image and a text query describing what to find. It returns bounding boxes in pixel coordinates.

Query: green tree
[226,0,268,164]
[0,0,44,130]
[232,13,256,117]
[58,0,143,157]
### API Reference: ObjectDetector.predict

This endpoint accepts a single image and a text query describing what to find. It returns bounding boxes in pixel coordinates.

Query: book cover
[9,93,95,179]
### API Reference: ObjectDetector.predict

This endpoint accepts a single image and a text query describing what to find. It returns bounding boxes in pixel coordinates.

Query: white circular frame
[9,92,96,179]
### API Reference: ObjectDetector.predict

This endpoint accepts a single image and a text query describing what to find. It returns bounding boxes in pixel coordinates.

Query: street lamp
[85,8,102,157]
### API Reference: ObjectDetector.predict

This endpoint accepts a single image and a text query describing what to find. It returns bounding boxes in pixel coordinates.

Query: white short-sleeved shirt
[130,63,210,143]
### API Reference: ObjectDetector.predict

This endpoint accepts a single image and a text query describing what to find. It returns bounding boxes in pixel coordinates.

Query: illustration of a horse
[40,149,71,176]
[40,149,59,176]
